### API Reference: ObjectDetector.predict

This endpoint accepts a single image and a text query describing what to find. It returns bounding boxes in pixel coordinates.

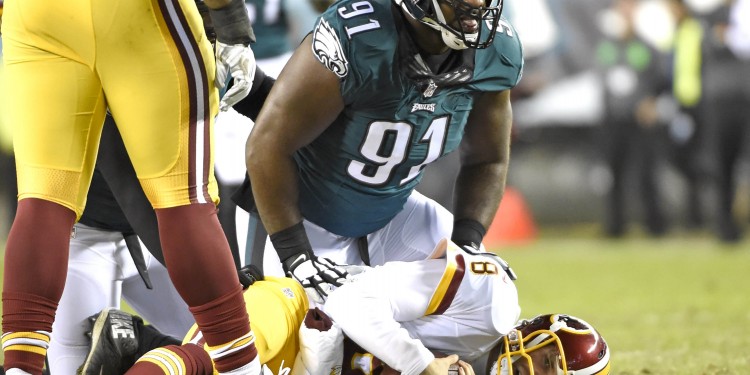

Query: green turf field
[494,227,750,374]
[1,228,749,373]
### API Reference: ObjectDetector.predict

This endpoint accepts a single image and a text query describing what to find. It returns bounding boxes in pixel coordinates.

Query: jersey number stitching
[337,1,381,39]
[347,116,449,186]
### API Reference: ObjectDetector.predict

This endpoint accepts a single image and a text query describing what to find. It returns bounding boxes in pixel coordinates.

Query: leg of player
[155,205,257,374]
[3,200,77,374]
[47,225,129,374]
[121,252,195,340]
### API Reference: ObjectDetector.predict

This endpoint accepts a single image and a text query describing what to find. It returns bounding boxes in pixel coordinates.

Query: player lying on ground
[78,240,610,375]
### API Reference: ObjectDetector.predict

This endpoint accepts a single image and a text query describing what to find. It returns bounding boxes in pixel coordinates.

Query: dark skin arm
[452,90,513,230]
[245,35,344,235]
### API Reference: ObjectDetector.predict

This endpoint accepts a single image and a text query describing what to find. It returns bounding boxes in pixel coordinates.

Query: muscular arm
[453,90,513,230]
[245,35,344,235]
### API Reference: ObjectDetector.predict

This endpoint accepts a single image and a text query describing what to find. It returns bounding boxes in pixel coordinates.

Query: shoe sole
[78,307,116,375]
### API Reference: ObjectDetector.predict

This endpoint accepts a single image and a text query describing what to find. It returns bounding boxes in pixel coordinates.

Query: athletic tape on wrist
[208,0,256,45]
[451,218,486,249]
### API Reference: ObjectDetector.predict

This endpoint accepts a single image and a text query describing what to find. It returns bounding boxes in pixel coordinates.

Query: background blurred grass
[1,227,749,373]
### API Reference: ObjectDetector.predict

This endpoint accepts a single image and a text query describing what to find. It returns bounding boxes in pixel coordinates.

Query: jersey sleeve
[309,0,398,102]
[472,18,525,91]
[323,258,448,375]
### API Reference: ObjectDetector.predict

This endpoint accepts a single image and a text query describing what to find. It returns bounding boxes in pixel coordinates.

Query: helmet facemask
[397,0,503,49]
[495,328,567,375]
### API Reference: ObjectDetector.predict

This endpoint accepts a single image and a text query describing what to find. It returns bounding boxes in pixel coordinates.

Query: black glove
[238,264,264,289]
[271,222,349,304]
[283,252,348,304]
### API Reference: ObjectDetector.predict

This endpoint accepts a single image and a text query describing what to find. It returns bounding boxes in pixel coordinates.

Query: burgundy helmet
[488,314,610,375]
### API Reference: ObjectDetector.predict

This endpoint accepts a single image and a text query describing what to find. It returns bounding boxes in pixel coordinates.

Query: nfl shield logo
[423,80,437,98]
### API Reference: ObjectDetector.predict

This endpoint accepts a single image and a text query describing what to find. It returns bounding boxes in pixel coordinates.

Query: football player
[47,6,283,371]
[1,0,261,373]
[244,0,524,302]
[76,240,610,375]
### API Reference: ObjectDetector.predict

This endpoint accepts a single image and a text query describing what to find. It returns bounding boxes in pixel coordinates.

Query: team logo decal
[411,103,436,113]
[281,287,295,298]
[312,20,349,78]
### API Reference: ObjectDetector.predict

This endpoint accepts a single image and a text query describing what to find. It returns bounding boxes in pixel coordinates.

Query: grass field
[1,226,749,374]
[494,227,750,374]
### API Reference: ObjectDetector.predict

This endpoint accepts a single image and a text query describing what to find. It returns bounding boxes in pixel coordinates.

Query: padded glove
[283,252,348,304]
[215,41,256,111]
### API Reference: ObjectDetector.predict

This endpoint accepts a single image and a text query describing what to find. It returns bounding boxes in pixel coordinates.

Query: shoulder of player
[312,0,397,78]
[315,0,397,44]
[449,247,520,333]
[479,17,524,68]
[439,244,515,291]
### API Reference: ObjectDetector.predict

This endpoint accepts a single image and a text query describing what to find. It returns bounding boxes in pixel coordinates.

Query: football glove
[215,41,256,112]
[283,252,348,305]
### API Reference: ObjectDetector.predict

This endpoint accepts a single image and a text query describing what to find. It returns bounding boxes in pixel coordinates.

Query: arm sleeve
[324,260,446,375]
[231,66,275,121]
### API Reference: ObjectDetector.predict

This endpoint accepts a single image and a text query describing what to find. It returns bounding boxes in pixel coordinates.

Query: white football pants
[47,224,194,374]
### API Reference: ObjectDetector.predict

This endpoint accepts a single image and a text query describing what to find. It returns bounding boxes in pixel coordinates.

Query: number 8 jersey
[324,239,521,374]
[296,0,524,237]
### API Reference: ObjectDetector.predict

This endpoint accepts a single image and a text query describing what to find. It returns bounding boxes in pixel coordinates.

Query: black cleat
[77,308,141,375]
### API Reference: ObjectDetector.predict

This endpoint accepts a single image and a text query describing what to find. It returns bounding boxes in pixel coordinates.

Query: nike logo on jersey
[411,103,436,113]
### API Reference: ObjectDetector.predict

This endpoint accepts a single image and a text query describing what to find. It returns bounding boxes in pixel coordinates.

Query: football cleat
[77,308,141,375]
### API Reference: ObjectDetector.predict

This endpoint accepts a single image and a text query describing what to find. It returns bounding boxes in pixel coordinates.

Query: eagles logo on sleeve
[312,19,349,78]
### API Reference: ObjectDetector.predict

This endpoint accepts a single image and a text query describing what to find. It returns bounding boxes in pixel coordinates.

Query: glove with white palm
[215,42,256,111]
[272,222,370,304]
[283,252,348,305]
[207,0,257,111]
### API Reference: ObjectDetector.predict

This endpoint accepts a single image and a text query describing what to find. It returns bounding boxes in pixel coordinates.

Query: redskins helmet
[393,0,503,50]
[488,314,610,375]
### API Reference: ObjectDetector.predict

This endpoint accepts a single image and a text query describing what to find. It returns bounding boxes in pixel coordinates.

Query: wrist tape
[270,221,314,263]
[208,0,256,45]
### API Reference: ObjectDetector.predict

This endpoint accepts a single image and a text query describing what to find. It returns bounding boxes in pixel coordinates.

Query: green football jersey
[296,0,523,237]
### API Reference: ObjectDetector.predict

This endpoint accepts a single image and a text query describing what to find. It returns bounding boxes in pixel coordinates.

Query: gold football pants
[2,0,220,217]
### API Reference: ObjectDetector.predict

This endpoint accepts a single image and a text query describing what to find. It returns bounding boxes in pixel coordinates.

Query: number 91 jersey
[297,0,524,237]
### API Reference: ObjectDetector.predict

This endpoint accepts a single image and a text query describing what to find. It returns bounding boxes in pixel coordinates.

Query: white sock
[6,369,33,375]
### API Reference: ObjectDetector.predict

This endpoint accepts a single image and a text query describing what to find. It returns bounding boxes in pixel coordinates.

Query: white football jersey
[324,239,520,375]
